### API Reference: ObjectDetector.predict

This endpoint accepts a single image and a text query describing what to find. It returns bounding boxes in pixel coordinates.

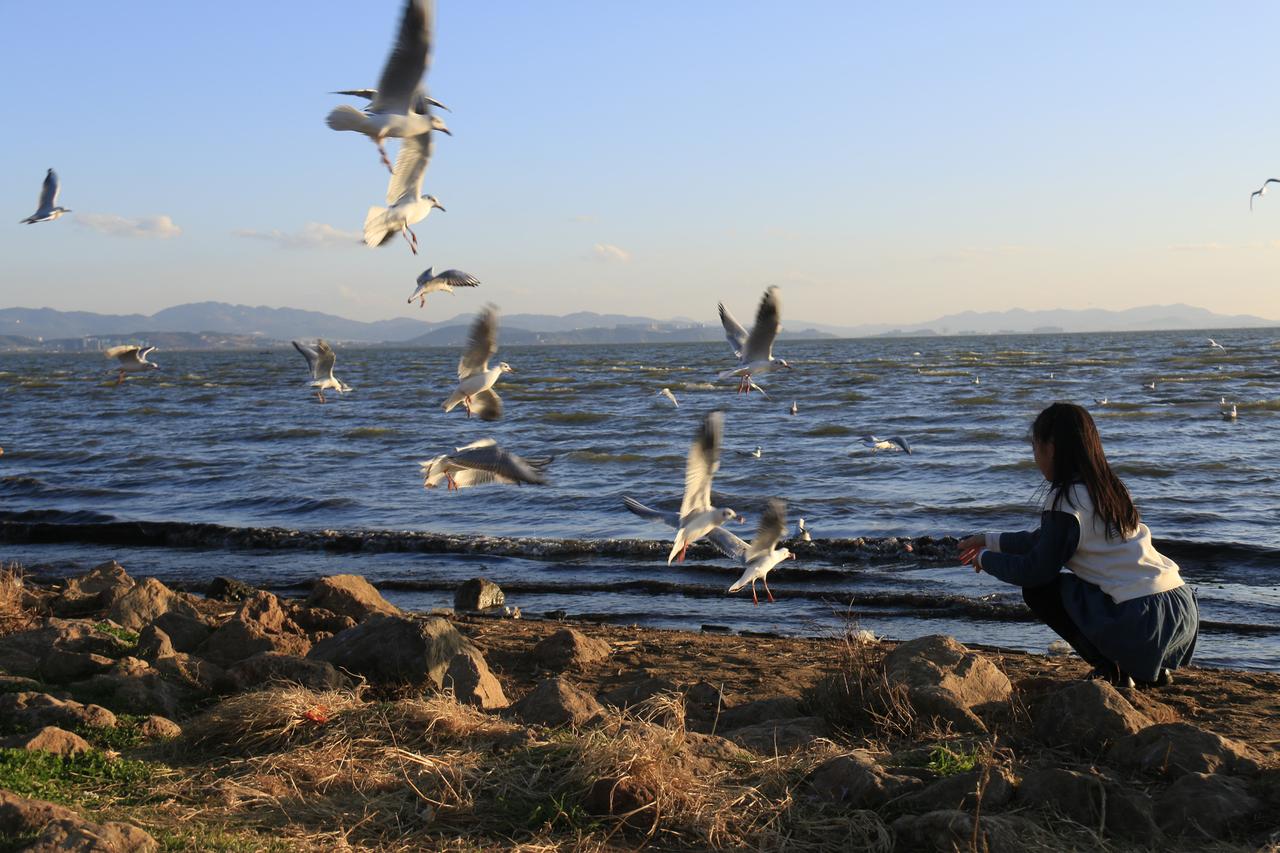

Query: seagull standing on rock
[408,267,480,307]
[442,305,512,421]
[718,287,791,394]
[21,169,70,224]
[104,346,158,386]
[292,340,352,403]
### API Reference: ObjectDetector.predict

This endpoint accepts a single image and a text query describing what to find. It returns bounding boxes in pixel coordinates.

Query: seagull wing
[622,496,681,528]
[458,305,498,378]
[660,388,679,407]
[468,387,503,421]
[386,132,433,204]
[139,346,157,363]
[680,410,723,517]
[436,269,480,288]
[38,169,59,211]
[292,340,321,379]
[706,526,749,562]
[315,340,337,380]
[333,88,378,100]
[370,0,432,115]
[104,345,142,364]
[743,286,782,363]
[450,442,549,485]
[889,436,912,454]
[745,498,787,562]
[718,302,748,359]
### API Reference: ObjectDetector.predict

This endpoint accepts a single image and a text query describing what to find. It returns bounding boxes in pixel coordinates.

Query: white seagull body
[442,305,511,421]
[104,345,158,385]
[1222,404,1238,421]
[658,387,679,407]
[1207,338,1226,351]
[718,286,791,393]
[363,133,446,253]
[723,499,795,605]
[326,0,451,171]
[1144,382,1157,391]
[408,267,479,307]
[333,87,449,115]
[861,434,912,454]
[21,169,70,224]
[797,517,811,542]
[419,438,551,490]
[789,401,798,416]
[1094,397,1109,406]
[1250,178,1280,211]
[292,340,351,403]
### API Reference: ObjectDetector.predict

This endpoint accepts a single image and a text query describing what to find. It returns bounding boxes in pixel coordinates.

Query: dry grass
[0,562,37,636]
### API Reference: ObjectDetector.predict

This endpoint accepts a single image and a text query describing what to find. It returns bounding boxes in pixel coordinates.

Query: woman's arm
[977,511,1080,588]
[995,530,1039,555]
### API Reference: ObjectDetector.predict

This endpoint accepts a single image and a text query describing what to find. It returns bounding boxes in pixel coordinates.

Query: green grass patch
[151,826,296,852]
[0,748,153,806]
[926,745,979,776]
[76,713,146,752]
[94,622,139,647]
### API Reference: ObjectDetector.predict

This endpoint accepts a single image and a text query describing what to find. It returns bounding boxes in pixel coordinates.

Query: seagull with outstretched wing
[408,267,479,307]
[722,499,796,605]
[363,132,446,253]
[717,286,791,394]
[104,345,158,386]
[442,305,512,420]
[1250,178,1280,211]
[420,438,552,490]
[21,169,70,224]
[292,340,352,403]
[861,434,912,454]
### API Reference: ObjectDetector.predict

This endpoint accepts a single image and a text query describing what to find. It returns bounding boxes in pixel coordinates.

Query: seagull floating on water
[737,445,763,459]
[861,434,912,454]
[326,0,451,172]
[718,287,791,394]
[658,387,679,407]
[1207,338,1226,351]
[1222,404,1238,421]
[1250,178,1280,211]
[442,305,511,420]
[419,438,551,490]
[21,169,70,224]
[796,517,811,542]
[723,499,795,606]
[1094,397,1109,406]
[1143,381,1157,391]
[408,267,479,307]
[621,411,740,565]
[292,340,352,403]
[104,345,158,386]
[789,401,798,416]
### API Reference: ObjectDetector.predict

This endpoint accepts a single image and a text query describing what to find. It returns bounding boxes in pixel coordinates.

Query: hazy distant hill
[846,304,1276,337]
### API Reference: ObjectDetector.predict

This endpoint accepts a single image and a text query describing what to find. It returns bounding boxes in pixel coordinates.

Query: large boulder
[0,790,158,852]
[39,649,116,684]
[513,677,603,727]
[883,635,1011,733]
[0,692,116,730]
[106,577,200,631]
[1156,772,1260,839]
[454,578,505,611]
[807,750,926,806]
[895,767,1016,814]
[1108,722,1264,779]
[286,604,358,637]
[716,697,801,730]
[443,647,508,710]
[890,811,1042,853]
[152,653,235,696]
[308,615,470,688]
[0,619,131,679]
[600,676,679,712]
[197,592,311,667]
[228,653,351,693]
[728,716,829,754]
[1016,767,1159,842]
[532,628,610,671]
[0,726,92,756]
[151,612,213,653]
[71,657,186,718]
[306,575,400,622]
[1032,680,1153,752]
[51,561,136,616]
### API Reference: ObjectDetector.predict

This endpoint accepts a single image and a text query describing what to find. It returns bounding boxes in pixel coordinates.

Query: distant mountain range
[0,301,1272,352]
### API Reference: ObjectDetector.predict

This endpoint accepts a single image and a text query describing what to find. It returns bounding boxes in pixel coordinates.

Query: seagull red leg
[751,581,759,606]
[763,578,776,603]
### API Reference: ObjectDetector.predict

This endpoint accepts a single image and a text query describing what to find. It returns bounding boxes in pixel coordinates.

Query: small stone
[135,625,175,661]
[884,635,1012,734]
[206,577,258,602]
[454,578,505,611]
[0,726,91,756]
[513,677,602,727]
[728,716,828,754]
[807,750,925,806]
[1109,722,1264,779]
[583,776,657,828]
[106,577,199,631]
[444,647,508,710]
[139,715,182,739]
[0,692,116,731]
[308,615,471,689]
[152,612,212,653]
[895,766,1016,814]
[306,575,400,622]
[716,696,801,730]
[228,652,351,693]
[533,628,611,671]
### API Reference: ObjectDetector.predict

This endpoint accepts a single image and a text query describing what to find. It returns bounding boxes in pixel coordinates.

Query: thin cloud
[76,213,182,239]
[592,243,631,263]
[569,214,596,223]
[1168,241,1280,252]
[233,221,361,249]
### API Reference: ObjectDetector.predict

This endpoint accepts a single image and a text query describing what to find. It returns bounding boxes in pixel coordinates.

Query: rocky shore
[0,560,1273,851]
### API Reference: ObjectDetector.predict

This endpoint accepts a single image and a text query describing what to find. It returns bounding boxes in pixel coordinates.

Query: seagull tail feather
[325,104,368,133]
[363,206,396,248]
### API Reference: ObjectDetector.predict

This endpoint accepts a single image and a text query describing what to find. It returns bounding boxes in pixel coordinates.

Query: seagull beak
[434,202,447,212]
[438,126,452,136]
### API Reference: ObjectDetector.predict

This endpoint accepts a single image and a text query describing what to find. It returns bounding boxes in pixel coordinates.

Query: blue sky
[2,1,1279,324]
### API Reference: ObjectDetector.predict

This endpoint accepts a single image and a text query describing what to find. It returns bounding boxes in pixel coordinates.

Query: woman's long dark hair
[1032,403,1139,540]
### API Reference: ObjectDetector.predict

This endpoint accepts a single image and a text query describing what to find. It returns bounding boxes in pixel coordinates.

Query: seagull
[621,411,740,565]
[718,286,791,393]
[326,0,451,172]
[789,401,798,416]
[796,517,811,542]
[861,434,912,454]
[658,387,679,407]
[972,376,981,385]
[419,438,551,490]
[20,169,70,224]
[1094,397,1109,406]
[363,132,446,253]
[442,305,511,420]
[1222,404,1238,421]
[292,340,352,403]
[408,267,479,307]
[1143,381,1157,391]
[104,345,158,386]
[1250,178,1280,211]
[333,88,449,114]
[738,445,763,459]
[1207,338,1226,351]
[722,499,796,606]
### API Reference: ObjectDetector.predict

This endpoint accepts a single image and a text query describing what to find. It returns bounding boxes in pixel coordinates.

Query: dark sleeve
[981,511,1080,588]
[998,530,1039,555]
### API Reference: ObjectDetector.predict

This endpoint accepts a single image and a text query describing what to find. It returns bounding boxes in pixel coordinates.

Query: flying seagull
[363,132,446,253]
[621,411,740,564]
[718,286,791,393]
[723,499,796,606]
[1207,338,1226,351]
[408,267,479,307]
[326,0,451,172]
[292,340,352,403]
[21,169,70,224]
[333,88,449,114]
[104,345,158,385]
[861,434,912,454]
[419,438,551,490]
[658,387,679,407]
[442,305,512,420]
[1250,178,1280,211]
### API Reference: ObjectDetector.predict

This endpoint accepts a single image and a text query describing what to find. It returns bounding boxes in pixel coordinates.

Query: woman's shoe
[1134,669,1174,689]
[1086,666,1135,689]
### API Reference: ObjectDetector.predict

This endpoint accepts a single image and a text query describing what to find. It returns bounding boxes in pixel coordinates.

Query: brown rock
[0,692,116,730]
[0,619,129,678]
[0,726,91,756]
[583,776,657,828]
[0,789,81,835]
[884,635,1011,733]
[1033,680,1153,752]
[1156,772,1260,839]
[454,577,505,611]
[532,628,610,671]
[197,617,312,667]
[206,576,257,602]
[308,615,470,688]
[52,561,136,616]
[106,577,198,631]
[728,716,828,754]
[807,750,926,806]
[1016,767,1159,842]
[152,653,235,696]
[40,649,116,684]
[72,659,185,718]
[135,625,175,661]
[673,731,749,776]
[139,715,182,739]
[306,575,400,622]
[600,676,679,711]
[228,652,351,693]
[234,591,289,633]
[286,604,358,637]
[151,612,212,653]
[513,677,603,727]
[1109,722,1264,779]
[26,817,159,852]
[896,766,1016,814]
[890,810,1042,853]
[716,696,801,730]
[444,647,508,710]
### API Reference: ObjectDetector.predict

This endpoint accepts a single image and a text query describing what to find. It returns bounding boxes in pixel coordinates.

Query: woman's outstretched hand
[957,535,984,572]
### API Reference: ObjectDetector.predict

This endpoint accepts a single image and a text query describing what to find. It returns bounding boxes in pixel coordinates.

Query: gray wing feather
[622,496,680,528]
[39,169,58,210]
[890,436,913,454]
[469,387,503,421]
[292,340,321,379]
[458,305,498,378]
[680,411,723,517]
[370,0,432,114]
[746,499,787,561]
[451,442,548,485]
[386,132,433,204]
[437,269,480,287]
[743,287,781,363]
[706,526,749,561]
[718,302,748,359]
[315,340,337,379]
